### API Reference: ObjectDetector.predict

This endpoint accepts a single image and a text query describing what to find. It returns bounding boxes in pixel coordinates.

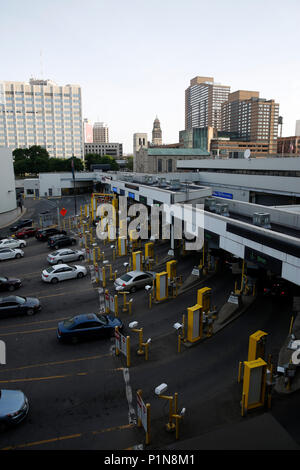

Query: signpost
[115,327,130,367]
[137,389,151,445]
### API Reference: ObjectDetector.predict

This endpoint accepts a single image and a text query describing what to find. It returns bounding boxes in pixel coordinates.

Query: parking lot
[0,197,300,450]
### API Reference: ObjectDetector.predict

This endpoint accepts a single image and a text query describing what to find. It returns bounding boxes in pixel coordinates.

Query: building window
[157,159,162,172]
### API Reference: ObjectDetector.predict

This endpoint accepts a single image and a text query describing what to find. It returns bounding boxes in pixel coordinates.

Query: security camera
[129,321,138,329]
[155,383,168,396]
[123,262,129,267]
[146,338,151,344]
[145,285,152,292]
[173,322,183,331]
[180,407,186,417]
[110,245,115,249]
[103,260,109,264]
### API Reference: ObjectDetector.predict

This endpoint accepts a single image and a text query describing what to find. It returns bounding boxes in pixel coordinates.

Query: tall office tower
[185,76,230,131]
[295,120,300,137]
[83,118,93,143]
[152,116,162,146]
[133,133,148,156]
[93,122,109,143]
[0,79,83,159]
[221,90,279,153]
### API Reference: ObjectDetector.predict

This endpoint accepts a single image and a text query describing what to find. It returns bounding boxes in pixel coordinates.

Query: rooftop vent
[204,197,217,212]
[158,177,167,187]
[169,179,181,191]
[215,203,230,217]
[253,213,271,229]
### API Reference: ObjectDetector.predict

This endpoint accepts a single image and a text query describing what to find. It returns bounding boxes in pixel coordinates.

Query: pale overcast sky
[1,0,299,153]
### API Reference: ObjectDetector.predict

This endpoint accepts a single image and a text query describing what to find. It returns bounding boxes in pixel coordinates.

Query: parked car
[35,227,66,241]
[10,219,33,233]
[0,389,29,432]
[47,248,85,265]
[0,238,26,249]
[47,234,76,250]
[0,295,41,318]
[15,227,37,239]
[41,264,87,284]
[0,276,22,292]
[57,313,123,344]
[262,277,292,297]
[0,248,24,261]
[114,270,156,293]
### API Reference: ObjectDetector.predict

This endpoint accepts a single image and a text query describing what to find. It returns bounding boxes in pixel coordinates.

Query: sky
[1,0,300,154]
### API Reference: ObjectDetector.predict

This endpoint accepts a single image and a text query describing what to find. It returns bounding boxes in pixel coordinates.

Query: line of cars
[0,219,125,432]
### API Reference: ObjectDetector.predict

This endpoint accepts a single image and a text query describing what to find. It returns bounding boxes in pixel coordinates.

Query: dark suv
[10,219,33,233]
[36,228,67,241]
[48,234,76,250]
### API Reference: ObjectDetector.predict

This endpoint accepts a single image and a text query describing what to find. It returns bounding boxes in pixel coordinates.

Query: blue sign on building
[212,191,233,199]
[128,192,135,199]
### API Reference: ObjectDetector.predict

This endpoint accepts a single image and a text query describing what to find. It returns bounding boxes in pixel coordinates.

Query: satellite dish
[244,149,251,159]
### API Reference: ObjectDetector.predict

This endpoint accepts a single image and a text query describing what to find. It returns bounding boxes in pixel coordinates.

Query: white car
[0,248,24,261]
[0,238,26,249]
[47,248,85,265]
[41,264,87,284]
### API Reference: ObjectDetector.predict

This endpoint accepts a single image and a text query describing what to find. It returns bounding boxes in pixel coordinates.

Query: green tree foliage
[13,146,83,176]
[126,156,133,171]
[84,153,119,171]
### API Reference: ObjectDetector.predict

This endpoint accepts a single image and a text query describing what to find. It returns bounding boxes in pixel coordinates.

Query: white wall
[0,147,17,213]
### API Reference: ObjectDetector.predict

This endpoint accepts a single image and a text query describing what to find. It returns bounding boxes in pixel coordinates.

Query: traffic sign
[60,208,67,217]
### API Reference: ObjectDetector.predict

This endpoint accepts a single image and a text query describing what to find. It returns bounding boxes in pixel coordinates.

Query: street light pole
[71,155,77,216]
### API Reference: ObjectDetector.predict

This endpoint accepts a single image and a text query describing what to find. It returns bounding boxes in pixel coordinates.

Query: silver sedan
[47,248,85,265]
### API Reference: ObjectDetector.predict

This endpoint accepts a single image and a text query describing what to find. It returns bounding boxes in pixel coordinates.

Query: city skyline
[1,0,300,154]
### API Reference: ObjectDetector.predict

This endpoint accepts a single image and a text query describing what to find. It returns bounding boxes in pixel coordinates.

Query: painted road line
[0,353,112,374]
[0,316,68,330]
[0,326,58,337]
[0,367,124,384]
[1,423,135,450]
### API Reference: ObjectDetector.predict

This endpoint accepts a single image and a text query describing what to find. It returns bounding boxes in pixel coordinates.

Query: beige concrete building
[133,133,148,157]
[185,76,230,131]
[0,79,83,159]
[221,91,279,154]
[93,122,109,143]
[134,147,210,173]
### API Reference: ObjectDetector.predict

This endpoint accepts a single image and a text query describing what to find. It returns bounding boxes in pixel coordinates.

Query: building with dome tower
[152,116,162,146]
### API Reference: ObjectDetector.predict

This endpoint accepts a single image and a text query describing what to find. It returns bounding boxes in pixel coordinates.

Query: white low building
[0,147,18,226]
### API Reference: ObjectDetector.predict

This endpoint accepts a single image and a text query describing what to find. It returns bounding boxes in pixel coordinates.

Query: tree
[13,145,50,175]
[126,156,133,171]
[84,153,119,171]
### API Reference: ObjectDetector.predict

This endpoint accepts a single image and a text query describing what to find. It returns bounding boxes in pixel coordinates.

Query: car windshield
[95,314,108,325]
[14,296,26,304]
[45,267,54,273]
[120,274,133,282]
[51,251,59,256]
[0,277,7,282]
[63,318,76,328]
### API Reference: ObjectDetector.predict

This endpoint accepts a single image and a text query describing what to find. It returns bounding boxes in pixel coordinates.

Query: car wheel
[130,286,136,293]
[26,308,35,316]
[71,336,78,344]
[78,255,84,261]
[15,253,21,259]
[8,285,15,292]
[57,259,63,264]
[77,272,84,279]
[72,240,76,245]
[51,277,59,284]
[20,243,25,248]
[24,235,28,239]
[55,245,59,250]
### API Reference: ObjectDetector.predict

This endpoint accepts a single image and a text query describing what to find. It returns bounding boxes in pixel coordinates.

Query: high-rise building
[0,79,83,159]
[152,116,162,146]
[221,90,279,154]
[93,122,109,143]
[185,76,230,131]
[83,118,93,143]
[133,133,148,156]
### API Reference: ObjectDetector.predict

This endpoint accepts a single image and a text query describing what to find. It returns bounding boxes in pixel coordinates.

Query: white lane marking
[123,367,137,425]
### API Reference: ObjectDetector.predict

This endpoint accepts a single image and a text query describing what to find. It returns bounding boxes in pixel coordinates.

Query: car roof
[126,270,145,276]
[53,263,70,269]
[71,313,99,323]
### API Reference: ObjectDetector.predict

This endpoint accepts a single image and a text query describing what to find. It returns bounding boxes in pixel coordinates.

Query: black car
[57,313,123,344]
[35,228,67,241]
[10,219,33,233]
[47,234,76,250]
[0,276,21,292]
[0,296,41,318]
[262,278,292,297]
